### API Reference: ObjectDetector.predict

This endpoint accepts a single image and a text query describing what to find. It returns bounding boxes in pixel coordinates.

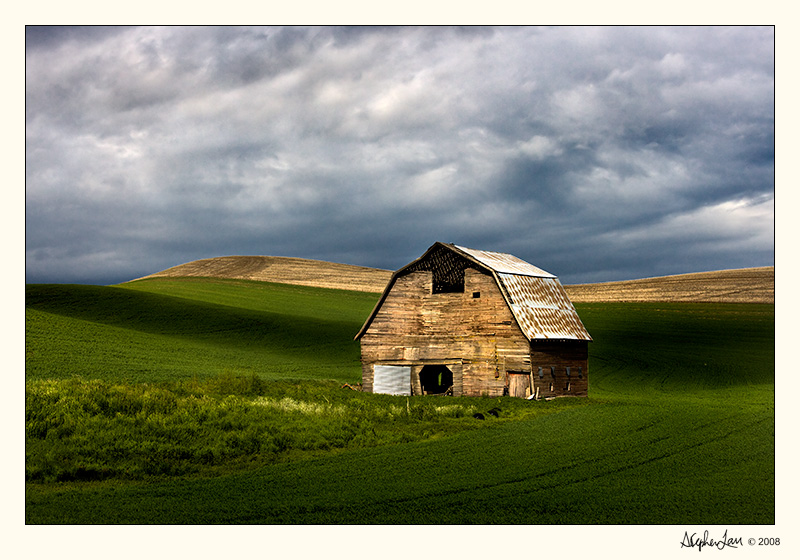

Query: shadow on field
[577,302,774,390]
[25,284,354,351]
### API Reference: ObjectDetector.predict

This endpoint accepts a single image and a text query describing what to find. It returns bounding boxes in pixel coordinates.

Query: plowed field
[135,256,774,303]
[565,266,774,304]
[134,255,393,293]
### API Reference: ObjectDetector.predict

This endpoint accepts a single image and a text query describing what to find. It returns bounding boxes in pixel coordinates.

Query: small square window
[472,291,481,298]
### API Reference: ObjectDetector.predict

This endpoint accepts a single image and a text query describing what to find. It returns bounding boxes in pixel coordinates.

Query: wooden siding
[361,268,533,397]
[529,340,589,398]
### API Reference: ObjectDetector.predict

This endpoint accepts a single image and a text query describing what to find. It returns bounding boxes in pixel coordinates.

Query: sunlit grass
[25,373,563,484]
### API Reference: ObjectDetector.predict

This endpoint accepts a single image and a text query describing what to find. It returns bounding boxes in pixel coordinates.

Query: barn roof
[355,242,591,341]
[497,272,592,340]
[453,245,556,278]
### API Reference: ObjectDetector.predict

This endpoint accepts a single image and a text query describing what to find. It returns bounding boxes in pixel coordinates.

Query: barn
[355,242,592,399]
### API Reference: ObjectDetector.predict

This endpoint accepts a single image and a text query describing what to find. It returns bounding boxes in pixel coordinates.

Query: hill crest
[133,255,394,293]
[565,266,774,304]
[134,256,774,304]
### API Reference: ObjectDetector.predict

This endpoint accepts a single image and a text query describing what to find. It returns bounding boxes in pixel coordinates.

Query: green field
[25,278,775,524]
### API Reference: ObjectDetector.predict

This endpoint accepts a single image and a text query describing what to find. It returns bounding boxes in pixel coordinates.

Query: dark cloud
[25,25,132,51]
[26,26,774,285]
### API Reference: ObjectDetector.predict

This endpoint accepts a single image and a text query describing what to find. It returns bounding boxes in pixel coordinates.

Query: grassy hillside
[25,277,775,524]
[26,278,378,383]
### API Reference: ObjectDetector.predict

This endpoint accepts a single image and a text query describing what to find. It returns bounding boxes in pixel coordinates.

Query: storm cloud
[25,26,774,284]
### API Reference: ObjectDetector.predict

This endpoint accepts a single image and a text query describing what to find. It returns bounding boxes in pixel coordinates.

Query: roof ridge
[452,244,556,278]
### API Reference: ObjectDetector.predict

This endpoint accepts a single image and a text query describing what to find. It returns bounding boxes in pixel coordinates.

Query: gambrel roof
[355,242,592,341]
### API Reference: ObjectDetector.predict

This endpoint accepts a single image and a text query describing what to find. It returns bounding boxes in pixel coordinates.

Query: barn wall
[361,268,531,397]
[530,340,589,398]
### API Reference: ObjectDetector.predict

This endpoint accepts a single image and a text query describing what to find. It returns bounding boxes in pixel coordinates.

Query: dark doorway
[419,365,454,395]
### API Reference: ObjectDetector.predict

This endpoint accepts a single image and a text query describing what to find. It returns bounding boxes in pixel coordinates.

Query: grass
[26,375,562,484]
[26,279,377,383]
[577,302,775,393]
[25,278,775,524]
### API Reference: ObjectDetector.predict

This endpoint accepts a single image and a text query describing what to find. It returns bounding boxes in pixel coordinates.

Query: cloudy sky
[25,26,774,285]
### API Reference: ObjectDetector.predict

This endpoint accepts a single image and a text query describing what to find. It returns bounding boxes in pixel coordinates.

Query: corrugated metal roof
[499,273,592,340]
[451,244,590,339]
[454,245,556,278]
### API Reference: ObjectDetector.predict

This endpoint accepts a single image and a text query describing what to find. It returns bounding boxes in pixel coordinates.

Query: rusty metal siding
[499,273,592,340]
[454,245,556,278]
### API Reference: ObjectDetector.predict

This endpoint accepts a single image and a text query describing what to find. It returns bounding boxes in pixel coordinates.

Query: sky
[25,25,775,285]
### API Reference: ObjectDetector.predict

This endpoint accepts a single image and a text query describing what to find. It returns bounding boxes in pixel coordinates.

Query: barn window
[472,291,481,298]
[538,366,543,378]
[578,367,583,379]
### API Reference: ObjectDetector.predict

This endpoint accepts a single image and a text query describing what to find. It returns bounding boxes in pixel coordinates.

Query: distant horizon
[26,252,775,287]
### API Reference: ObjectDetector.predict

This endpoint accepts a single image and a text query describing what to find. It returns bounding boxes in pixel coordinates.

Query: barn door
[508,372,531,398]
[373,365,412,396]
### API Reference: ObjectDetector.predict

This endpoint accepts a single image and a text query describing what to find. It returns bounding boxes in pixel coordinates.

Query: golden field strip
[134,256,774,304]
[565,266,774,304]
[134,255,394,293]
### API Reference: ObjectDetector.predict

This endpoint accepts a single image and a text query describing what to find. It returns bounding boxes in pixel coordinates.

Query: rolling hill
[133,255,393,293]
[134,255,774,304]
[565,266,774,304]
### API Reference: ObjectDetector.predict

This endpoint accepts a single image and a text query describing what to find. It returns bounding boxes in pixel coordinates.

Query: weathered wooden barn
[355,242,592,399]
